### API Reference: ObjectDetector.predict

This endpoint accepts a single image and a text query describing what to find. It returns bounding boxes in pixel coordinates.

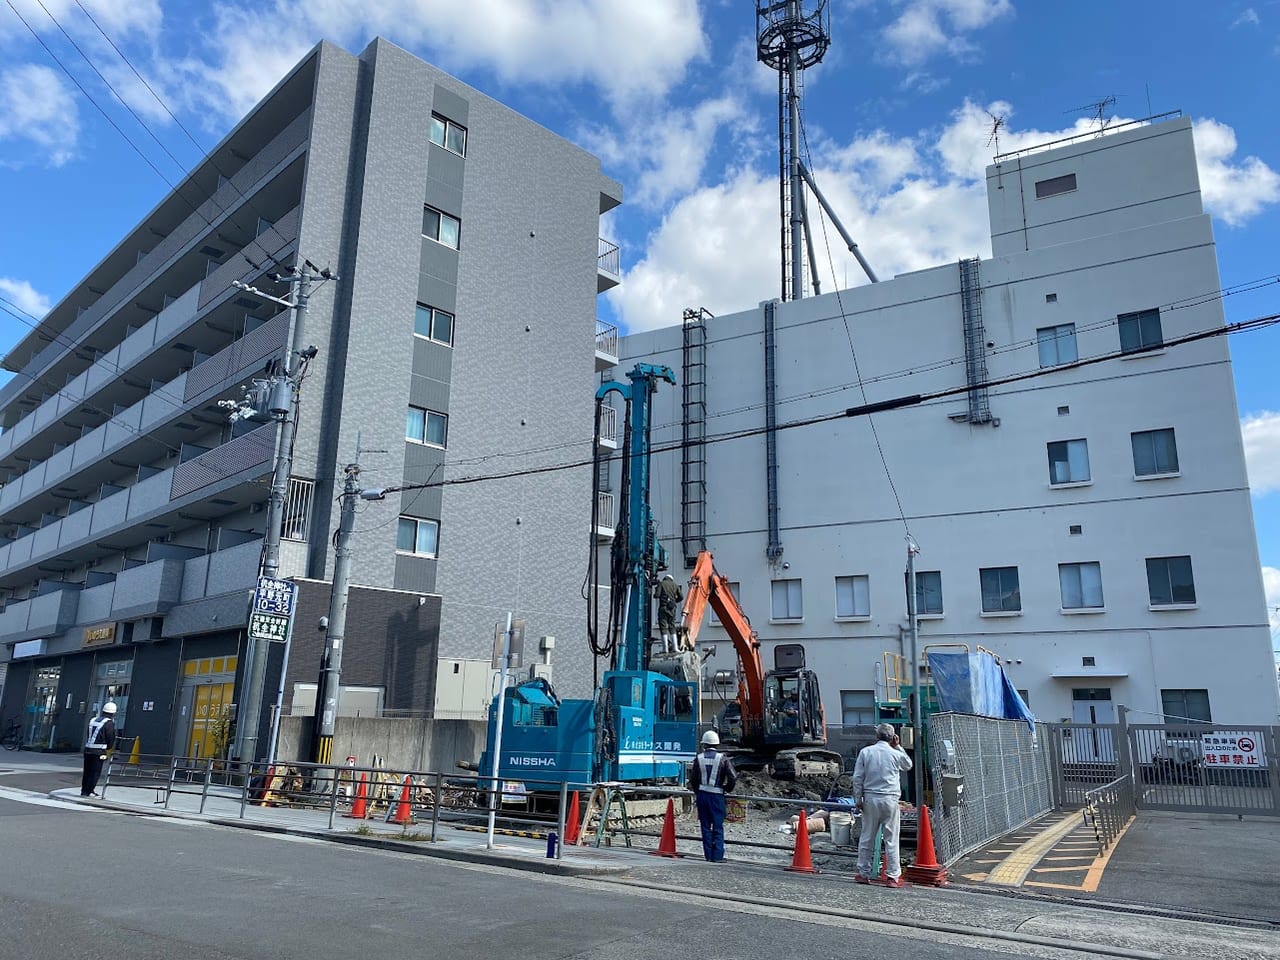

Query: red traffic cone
[390,775,414,825]
[785,810,818,873]
[564,790,581,845]
[651,797,683,857]
[904,805,949,886]
[343,772,369,820]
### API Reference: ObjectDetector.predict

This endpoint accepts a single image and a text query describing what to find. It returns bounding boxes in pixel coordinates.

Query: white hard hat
[701,730,720,746]
[102,702,117,715]
[662,573,674,581]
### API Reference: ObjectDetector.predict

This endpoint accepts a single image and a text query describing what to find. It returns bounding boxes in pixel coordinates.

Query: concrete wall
[276,715,485,772]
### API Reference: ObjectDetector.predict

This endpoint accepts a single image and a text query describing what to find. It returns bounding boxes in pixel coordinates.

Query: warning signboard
[1200,732,1266,768]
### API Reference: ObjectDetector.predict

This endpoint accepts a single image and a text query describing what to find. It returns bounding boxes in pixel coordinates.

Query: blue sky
[1,1,1278,646]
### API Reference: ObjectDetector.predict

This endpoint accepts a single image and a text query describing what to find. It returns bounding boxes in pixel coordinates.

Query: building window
[414,304,454,346]
[840,689,875,726]
[423,205,460,249]
[834,575,870,619]
[980,566,1021,613]
[1119,307,1162,353]
[1059,562,1103,610]
[770,578,803,620]
[397,517,439,557]
[428,113,467,156]
[1132,428,1179,477]
[1160,688,1211,724]
[915,570,943,615]
[1037,323,1077,367]
[708,581,740,625]
[406,406,448,447]
[1035,173,1077,199]
[1047,438,1090,484]
[1146,555,1195,606]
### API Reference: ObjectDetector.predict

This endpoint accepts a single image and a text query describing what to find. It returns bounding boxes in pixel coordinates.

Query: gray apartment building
[0,39,622,759]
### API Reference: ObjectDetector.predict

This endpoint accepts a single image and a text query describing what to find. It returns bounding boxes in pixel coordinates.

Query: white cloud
[0,64,79,166]
[1243,412,1280,496]
[1192,118,1280,226]
[175,0,707,122]
[0,277,52,318]
[0,0,161,39]
[1263,567,1280,631]
[880,0,1014,66]
[1232,8,1260,28]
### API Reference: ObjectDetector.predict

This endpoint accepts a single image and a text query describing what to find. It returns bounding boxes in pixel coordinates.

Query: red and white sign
[1200,732,1266,767]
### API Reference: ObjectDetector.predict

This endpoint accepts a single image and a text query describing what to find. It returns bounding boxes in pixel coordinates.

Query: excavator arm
[681,551,768,742]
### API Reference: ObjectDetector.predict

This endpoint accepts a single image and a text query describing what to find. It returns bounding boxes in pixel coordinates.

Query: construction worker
[81,702,118,798]
[654,573,682,653]
[852,722,913,887]
[689,729,737,862]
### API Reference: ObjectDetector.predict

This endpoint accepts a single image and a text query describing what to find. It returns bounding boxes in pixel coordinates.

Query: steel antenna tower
[756,1,830,301]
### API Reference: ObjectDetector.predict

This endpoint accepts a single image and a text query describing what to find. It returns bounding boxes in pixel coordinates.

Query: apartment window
[423,205,460,249]
[1160,688,1212,724]
[915,570,943,615]
[834,575,870,619]
[1035,173,1077,199]
[1059,562,1103,610]
[1119,307,1162,353]
[414,304,454,346]
[770,579,803,620]
[428,113,467,156]
[1132,428,1179,477]
[840,690,875,726]
[708,581,740,625]
[980,566,1021,613]
[406,406,448,447]
[396,517,439,557]
[1037,323,1077,367]
[1047,439,1090,484]
[1146,555,1196,606]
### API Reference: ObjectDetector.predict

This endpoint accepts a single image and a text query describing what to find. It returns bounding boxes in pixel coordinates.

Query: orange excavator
[678,550,842,779]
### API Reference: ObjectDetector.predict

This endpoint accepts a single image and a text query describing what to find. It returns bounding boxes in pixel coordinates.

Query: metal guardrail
[597,238,620,275]
[1082,774,1135,854]
[595,320,618,358]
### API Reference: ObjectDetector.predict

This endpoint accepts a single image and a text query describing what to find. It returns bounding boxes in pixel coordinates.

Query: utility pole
[905,536,924,809]
[228,263,334,762]
[311,455,360,766]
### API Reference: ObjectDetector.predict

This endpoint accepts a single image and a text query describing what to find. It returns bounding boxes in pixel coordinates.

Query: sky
[0,0,1278,651]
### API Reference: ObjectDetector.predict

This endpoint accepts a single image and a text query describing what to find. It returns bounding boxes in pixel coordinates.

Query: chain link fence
[927,712,1052,865]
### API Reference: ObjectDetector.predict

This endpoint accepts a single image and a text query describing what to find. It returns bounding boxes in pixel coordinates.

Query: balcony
[594,490,616,541]
[595,319,618,371]
[0,583,81,644]
[597,238,621,293]
[596,402,618,450]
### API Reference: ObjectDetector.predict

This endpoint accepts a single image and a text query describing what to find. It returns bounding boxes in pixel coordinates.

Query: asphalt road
[0,793,1117,960]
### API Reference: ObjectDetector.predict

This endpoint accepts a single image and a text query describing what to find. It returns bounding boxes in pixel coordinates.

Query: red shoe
[853,874,871,885]
[883,876,905,888]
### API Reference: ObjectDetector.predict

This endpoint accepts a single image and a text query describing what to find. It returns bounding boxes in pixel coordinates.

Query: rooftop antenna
[985,110,1005,155]
[756,2,875,300]
[1067,95,1117,136]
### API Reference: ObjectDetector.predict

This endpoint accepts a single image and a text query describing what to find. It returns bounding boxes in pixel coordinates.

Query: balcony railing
[282,477,314,542]
[595,491,615,540]
[596,319,618,358]
[596,403,617,447]
[598,238,620,275]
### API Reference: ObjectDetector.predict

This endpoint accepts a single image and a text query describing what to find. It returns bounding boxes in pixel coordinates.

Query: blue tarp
[926,652,1035,731]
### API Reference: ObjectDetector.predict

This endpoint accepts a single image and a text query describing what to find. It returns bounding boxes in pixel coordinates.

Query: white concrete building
[616,116,1280,740]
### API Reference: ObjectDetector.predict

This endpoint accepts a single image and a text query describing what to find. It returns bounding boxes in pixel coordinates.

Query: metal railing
[596,404,617,446]
[595,319,618,358]
[1082,774,1134,853]
[597,238,620,276]
[282,477,314,542]
[992,110,1183,162]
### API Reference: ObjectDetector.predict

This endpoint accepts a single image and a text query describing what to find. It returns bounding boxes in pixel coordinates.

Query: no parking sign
[1200,732,1265,767]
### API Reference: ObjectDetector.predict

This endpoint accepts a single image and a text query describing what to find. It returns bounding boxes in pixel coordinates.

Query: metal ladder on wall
[959,257,993,424]
[681,308,709,568]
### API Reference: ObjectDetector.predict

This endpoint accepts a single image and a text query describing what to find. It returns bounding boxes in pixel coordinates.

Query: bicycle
[1,717,22,751]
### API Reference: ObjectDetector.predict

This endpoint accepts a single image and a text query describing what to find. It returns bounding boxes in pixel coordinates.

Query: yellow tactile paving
[985,815,1082,886]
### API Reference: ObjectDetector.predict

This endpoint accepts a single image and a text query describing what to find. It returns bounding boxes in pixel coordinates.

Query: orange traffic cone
[564,791,581,845]
[904,805,949,886]
[785,809,818,873]
[343,773,369,820]
[389,775,413,825]
[651,797,683,857]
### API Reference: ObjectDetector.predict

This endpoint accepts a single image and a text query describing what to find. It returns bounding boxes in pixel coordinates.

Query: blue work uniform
[690,746,737,862]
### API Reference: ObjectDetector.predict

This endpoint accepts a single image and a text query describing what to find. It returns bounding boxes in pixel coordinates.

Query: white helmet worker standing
[654,572,683,654]
[81,702,119,798]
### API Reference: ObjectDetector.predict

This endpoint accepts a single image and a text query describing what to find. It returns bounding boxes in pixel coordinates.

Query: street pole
[230,264,332,763]
[486,612,513,850]
[906,537,924,809]
[311,455,360,766]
